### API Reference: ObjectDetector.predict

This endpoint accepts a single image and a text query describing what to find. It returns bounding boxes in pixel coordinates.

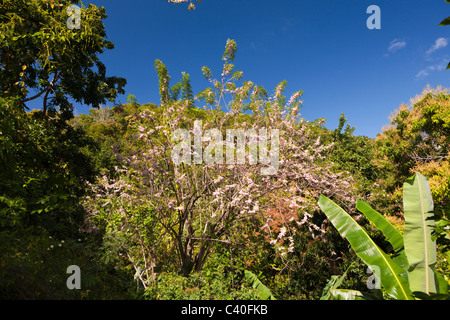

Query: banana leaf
[403,173,437,294]
[356,199,409,271]
[320,275,343,300]
[320,263,353,300]
[356,199,404,252]
[244,270,276,300]
[432,271,449,295]
[318,195,413,300]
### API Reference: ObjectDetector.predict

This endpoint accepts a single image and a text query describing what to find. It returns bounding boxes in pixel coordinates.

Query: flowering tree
[84,40,357,288]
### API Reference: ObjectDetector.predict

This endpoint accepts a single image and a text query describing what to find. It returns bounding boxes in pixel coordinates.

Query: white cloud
[415,62,447,79]
[415,69,430,78]
[426,37,448,55]
[387,39,406,53]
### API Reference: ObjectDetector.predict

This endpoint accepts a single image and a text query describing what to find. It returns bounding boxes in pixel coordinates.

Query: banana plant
[318,173,449,300]
[244,270,276,300]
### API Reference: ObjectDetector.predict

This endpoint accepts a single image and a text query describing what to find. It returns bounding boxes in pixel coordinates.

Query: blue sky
[73,0,450,138]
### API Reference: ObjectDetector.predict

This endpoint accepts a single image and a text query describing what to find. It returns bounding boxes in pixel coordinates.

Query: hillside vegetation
[0,0,448,300]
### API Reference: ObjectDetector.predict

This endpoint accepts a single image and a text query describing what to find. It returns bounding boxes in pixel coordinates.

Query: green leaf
[412,291,450,300]
[403,173,437,294]
[320,275,342,300]
[434,270,449,295]
[356,200,409,270]
[244,270,276,300]
[357,200,404,252]
[318,195,413,300]
[320,262,355,300]
[439,16,450,26]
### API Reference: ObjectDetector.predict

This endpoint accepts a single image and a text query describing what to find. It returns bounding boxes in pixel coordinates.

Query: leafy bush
[144,269,261,300]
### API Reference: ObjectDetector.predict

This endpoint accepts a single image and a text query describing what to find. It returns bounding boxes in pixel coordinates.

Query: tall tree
[84,39,357,281]
[0,0,126,116]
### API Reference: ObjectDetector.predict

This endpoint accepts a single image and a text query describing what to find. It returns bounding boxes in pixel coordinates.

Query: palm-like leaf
[356,199,409,270]
[403,173,437,294]
[244,270,276,300]
[318,195,413,300]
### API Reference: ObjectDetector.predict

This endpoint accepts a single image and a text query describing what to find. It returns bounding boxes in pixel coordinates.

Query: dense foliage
[0,0,126,116]
[1,1,448,300]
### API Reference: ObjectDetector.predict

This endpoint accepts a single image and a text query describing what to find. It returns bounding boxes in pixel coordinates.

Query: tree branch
[21,71,61,109]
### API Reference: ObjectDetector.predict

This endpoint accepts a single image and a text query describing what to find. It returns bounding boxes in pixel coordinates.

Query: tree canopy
[0,0,126,116]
